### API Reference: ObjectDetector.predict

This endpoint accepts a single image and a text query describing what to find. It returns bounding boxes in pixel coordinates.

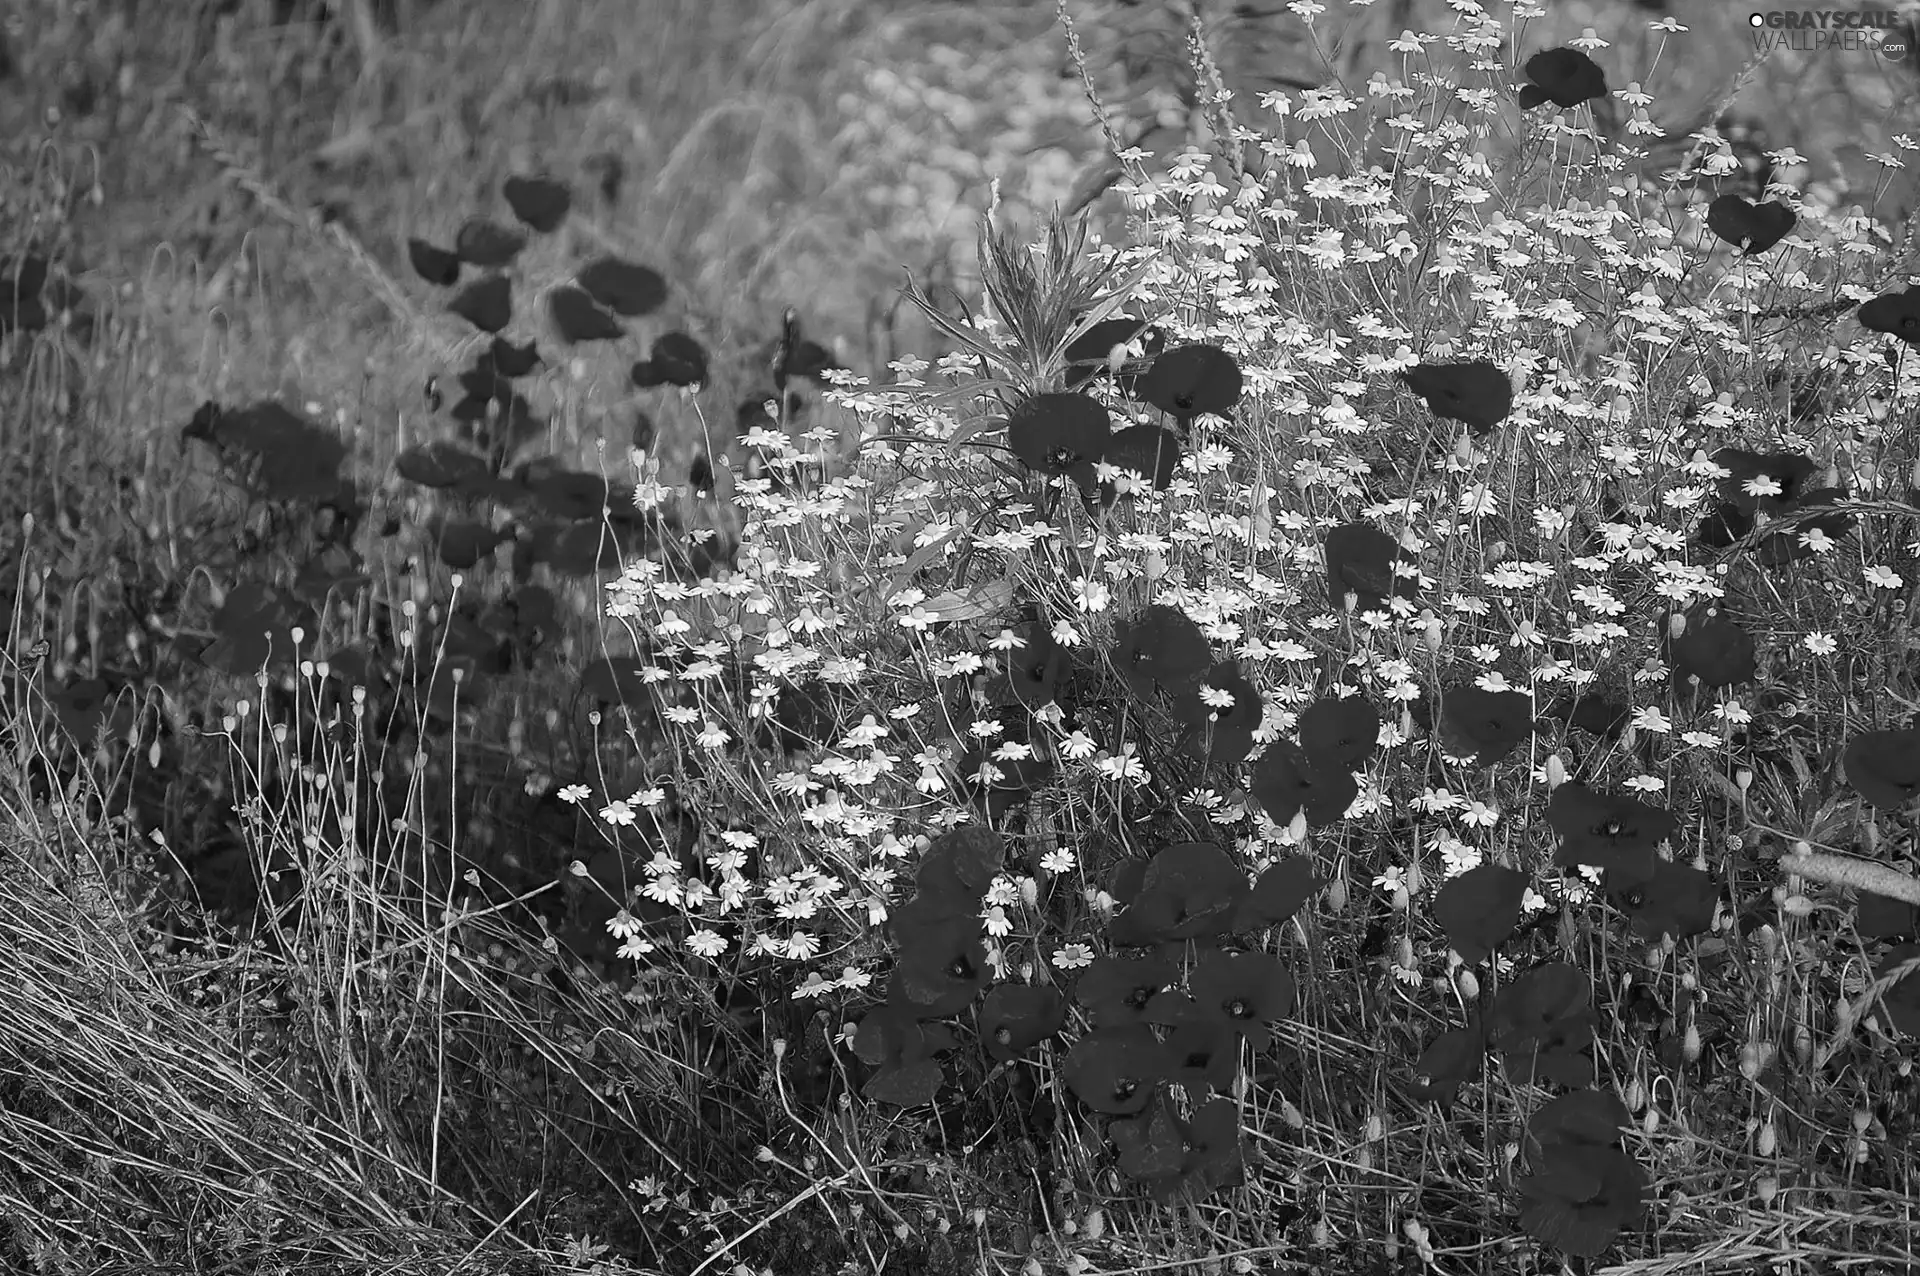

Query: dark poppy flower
[1135,343,1242,419]
[1400,360,1513,435]
[454,216,526,267]
[1169,662,1263,766]
[1435,685,1534,765]
[993,620,1070,711]
[958,745,1052,821]
[1515,1143,1647,1259]
[449,274,512,333]
[908,827,1005,921]
[1249,739,1357,828]
[1063,316,1165,392]
[503,174,571,233]
[1706,195,1795,255]
[407,238,461,287]
[1324,522,1417,613]
[1530,1088,1631,1156]
[1007,391,1111,482]
[1111,1088,1188,1184]
[434,519,504,570]
[1875,942,1920,1037]
[1187,949,1296,1050]
[1859,286,1920,349]
[549,285,625,343]
[1518,47,1608,110]
[1163,1018,1239,1094]
[1182,1098,1249,1196]
[1111,603,1212,701]
[1693,498,1750,550]
[1755,487,1854,565]
[1546,783,1672,887]
[1857,890,1918,941]
[645,331,709,387]
[888,915,990,1018]
[1411,1019,1486,1109]
[1434,862,1531,965]
[1231,856,1329,933]
[576,256,668,316]
[1487,961,1594,1087]
[1110,842,1250,946]
[1664,610,1756,688]
[978,984,1066,1062]
[771,307,842,388]
[1097,424,1182,497]
[1076,956,1179,1028]
[182,400,350,502]
[1609,859,1716,942]
[1063,1023,1170,1115]
[1297,694,1380,767]
[1545,692,1629,741]
[1843,727,1920,808]
[488,336,542,377]
[1712,447,1818,513]
[854,1006,956,1108]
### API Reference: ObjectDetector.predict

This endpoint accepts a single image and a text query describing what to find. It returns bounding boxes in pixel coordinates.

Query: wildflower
[686,928,729,958]
[1052,943,1095,970]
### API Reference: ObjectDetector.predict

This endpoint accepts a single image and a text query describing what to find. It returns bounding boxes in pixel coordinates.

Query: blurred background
[0,0,1912,457]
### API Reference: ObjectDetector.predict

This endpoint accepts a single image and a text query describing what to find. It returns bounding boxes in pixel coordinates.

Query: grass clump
[6,1,1920,1275]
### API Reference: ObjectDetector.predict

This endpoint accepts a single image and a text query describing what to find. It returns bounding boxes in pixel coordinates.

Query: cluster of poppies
[1694,446,1854,566]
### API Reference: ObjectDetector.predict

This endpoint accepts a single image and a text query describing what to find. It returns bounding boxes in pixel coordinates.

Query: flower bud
[1757,1119,1777,1156]
[1544,755,1567,789]
[1456,969,1480,1002]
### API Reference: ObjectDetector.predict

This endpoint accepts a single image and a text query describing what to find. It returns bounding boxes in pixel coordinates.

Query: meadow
[3,1,1920,1274]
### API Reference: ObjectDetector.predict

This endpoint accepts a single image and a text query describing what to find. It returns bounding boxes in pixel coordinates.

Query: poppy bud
[1288,811,1308,843]
[1624,1077,1645,1111]
[1643,1106,1661,1135]
[1757,1120,1777,1157]
[1327,874,1348,912]
[1736,768,1752,792]
[1668,612,1687,639]
[1793,1023,1813,1068]
[1852,1106,1872,1133]
[1403,858,1423,894]
[1755,1175,1778,1205]
[1423,619,1443,654]
[1682,1019,1702,1063]
[1544,755,1567,789]
[1456,969,1479,1001]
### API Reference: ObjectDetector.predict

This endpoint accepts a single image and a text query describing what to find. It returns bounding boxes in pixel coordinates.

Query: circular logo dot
[1748,12,1765,27]
[1880,33,1912,61]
